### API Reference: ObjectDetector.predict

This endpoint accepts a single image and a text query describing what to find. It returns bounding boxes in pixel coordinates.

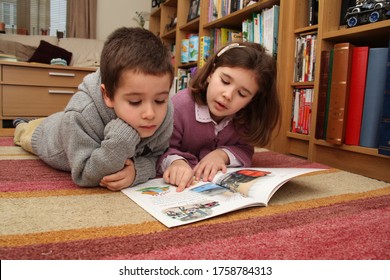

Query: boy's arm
[62,114,140,187]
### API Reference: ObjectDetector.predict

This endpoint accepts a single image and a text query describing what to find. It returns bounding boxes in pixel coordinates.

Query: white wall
[96,0,151,40]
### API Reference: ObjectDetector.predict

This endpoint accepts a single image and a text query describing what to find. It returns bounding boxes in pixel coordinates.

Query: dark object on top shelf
[345,0,390,28]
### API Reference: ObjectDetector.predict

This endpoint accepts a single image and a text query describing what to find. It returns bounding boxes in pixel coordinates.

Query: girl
[158,42,280,191]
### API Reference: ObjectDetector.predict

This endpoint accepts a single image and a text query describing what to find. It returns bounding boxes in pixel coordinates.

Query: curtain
[67,0,96,39]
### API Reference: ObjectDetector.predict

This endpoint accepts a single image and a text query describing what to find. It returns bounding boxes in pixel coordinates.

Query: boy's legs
[14,118,45,154]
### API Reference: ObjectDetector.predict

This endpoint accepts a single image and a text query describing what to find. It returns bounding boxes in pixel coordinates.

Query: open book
[121,167,323,227]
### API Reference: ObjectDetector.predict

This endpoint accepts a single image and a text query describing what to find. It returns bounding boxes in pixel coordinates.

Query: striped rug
[1,137,389,259]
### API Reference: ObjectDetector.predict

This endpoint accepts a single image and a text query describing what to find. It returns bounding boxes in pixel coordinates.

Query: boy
[13,27,174,191]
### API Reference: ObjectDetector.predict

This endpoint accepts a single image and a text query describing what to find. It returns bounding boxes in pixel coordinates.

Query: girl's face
[102,69,172,138]
[206,66,259,122]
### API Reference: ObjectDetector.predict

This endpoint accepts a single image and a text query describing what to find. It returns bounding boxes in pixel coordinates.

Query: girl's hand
[163,159,194,192]
[194,149,228,182]
[100,159,135,191]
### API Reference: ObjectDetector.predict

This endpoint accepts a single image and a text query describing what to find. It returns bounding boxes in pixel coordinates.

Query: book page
[121,178,258,228]
[122,168,323,227]
[213,167,322,203]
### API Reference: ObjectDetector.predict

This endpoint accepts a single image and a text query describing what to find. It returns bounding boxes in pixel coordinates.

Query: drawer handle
[49,72,76,77]
[48,90,75,95]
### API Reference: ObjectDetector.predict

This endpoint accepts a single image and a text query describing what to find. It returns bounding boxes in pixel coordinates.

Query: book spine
[189,34,199,62]
[344,46,369,145]
[308,0,319,26]
[323,49,334,139]
[360,47,389,148]
[379,37,390,156]
[326,42,355,145]
[199,35,211,68]
[181,39,189,63]
[315,50,330,139]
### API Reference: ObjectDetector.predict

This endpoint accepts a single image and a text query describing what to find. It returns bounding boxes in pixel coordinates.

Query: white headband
[217,43,246,57]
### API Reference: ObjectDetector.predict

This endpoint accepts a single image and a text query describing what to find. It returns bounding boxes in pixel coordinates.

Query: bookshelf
[149,0,390,182]
[273,0,390,182]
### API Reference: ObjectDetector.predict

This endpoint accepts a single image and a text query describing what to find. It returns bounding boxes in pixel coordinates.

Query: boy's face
[102,70,172,138]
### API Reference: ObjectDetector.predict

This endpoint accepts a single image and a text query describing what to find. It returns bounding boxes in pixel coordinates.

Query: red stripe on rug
[0,160,78,191]
[1,194,389,260]
[128,205,390,260]
[0,137,14,146]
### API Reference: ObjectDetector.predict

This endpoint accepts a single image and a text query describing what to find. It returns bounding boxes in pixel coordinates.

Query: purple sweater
[157,89,254,173]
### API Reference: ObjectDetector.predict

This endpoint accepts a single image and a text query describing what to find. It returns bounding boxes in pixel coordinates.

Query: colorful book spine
[181,39,189,63]
[323,48,334,140]
[189,34,199,62]
[315,50,330,139]
[326,42,355,145]
[199,35,211,68]
[359,47,389,148]
[344,46,369,145]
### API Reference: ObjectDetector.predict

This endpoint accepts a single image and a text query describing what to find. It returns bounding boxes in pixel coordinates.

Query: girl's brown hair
[100,27,174,99]
[190,42,281,147]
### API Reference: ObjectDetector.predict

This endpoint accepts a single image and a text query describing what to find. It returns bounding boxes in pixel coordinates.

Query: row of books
[209,27,242,56]
[171,67,198,96]
[291,87,313,135]
[315,39,390,155]
[294,33,317,83]
[208,0,259,21]
[202,4,280,61]
[242,5,279,58]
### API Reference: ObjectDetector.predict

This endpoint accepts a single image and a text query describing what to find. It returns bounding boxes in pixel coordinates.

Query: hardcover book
[121,168,322,227]
[326,42,355,145]
[345,46,369,145]
[315,50,330,139]
[360,47,389,148]
[323,48,334,139]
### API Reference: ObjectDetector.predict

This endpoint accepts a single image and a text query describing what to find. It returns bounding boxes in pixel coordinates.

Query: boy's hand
[194,149,228,182]
[163,159,194,192]
[100,159,135,191]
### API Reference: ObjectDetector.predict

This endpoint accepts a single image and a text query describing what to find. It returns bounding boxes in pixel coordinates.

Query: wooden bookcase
[273,0,390,182]
[149,0,390,182]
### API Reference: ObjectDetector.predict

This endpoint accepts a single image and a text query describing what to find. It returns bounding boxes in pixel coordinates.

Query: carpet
[0,137,389,260]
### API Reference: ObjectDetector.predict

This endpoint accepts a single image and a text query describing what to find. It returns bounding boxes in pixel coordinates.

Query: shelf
[322,19,390,46]
[178,61,197,69]
[294,25,318,34]
[180,18,200,31]
[287,131,310,141]
[313,139,389,158]
[291,81,315,87]
[161,28,176,39]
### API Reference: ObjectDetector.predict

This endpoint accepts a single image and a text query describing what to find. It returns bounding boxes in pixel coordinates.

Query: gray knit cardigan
[31,70,173,188]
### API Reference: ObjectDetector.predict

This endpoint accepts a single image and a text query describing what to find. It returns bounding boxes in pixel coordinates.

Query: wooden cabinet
[272,0,390,182]
[0,61,95,136]
[150,0,390,181]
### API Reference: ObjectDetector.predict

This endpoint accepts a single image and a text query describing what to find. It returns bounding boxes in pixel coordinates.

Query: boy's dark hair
[100,27,174,99]
[190,42,281,147]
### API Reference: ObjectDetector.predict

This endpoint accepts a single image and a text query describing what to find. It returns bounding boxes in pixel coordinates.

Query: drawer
[2,85,75,117]
[2,65,91,87]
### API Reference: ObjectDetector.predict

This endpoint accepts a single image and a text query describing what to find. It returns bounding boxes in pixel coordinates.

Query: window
[0,1,17,28]
[0,0,67,36]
